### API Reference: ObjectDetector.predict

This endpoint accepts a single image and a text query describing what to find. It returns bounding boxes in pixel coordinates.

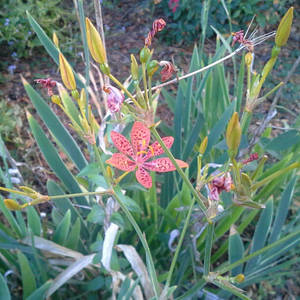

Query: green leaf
[26,12,84,88]
[28,115,88,206]
[87,205,105,224]
[0,273,11,300]
[17,251,37,299]
[46,180,87,229]
[266,130,300,152]
[269,177,297,244]
[182,112,204,160]
[27,281,52,300]
[245,199,273,274]
[23,82,87,171]
[66,218,81,250]
[229,228,244,276]
[26,11,59,65]
[53,210,71,245]
[27,206,42,236]
[59,88,81,125]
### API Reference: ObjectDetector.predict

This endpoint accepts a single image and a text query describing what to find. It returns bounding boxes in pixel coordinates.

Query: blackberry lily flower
[106,121,188,188]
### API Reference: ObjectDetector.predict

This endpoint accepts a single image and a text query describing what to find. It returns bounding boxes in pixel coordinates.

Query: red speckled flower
[106,121,188,188]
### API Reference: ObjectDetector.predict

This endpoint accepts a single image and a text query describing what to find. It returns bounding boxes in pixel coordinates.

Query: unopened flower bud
[245,52,253,67]
[147,60,159,77]
[275,7,293,47]
[86,17,107,64]
[71,89,80,100]
[53,32,59,48]
[59,53,76,90]
[100,63,111,75]
[199,136,208,155]
[131,54,139,80]
[271,45,281,58]
[226,112,241,156]
[51,95,61,105]
[140,47,151,63]
[104,85,124,113]
[4,199,22,211]
[234,274,245,283]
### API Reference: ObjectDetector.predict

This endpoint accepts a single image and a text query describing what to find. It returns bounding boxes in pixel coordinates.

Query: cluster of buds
[145,18,166,47]
[0,186,50,211]
[244,7,293,113]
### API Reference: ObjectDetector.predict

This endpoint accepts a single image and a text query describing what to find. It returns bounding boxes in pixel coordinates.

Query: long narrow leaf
[27,114,88,206]
[23,80,87,171]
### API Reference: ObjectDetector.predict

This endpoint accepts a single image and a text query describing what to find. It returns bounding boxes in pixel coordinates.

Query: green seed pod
[147,60,159,77]
[131,54,139,80]
[226,112,241,156]
[100,63,111,75]
[140,47,151,63]
[271,45,281,58]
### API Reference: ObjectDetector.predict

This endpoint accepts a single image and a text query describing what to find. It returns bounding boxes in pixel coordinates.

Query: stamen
[148,145,155,156]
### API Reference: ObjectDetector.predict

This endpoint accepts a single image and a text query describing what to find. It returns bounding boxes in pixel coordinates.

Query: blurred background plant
[0,0,78,63]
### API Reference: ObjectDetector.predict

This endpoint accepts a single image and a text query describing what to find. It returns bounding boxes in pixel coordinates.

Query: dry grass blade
[117,244,155,299]
[46,254,96,297]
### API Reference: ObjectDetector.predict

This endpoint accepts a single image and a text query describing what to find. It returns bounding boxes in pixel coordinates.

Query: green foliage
[0,0,76,60]
[0,4,299,300]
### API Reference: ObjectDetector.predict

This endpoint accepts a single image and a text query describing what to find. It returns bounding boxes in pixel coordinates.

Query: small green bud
[199,136,208,155]
[275,7,294,47]
[59,53,76,90]
[147,60,159,77]
[71,89,80,100]
[86,17,107,64]
[140,47,151,63]
[100,63,111,75]
[131,54,139,80]
[4,199,22,211]
[245,52,253,67]
[51,95,61,105]
[234,274,245,283]
[226,112,241,157]
[271,45,281,58]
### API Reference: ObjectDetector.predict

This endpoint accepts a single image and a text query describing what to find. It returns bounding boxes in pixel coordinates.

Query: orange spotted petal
[136,167,152,188]
[144,136,174,161]
[144,158,188,172]
[111,131,134,157]
[131,121,150,155]
[106,153,136,171]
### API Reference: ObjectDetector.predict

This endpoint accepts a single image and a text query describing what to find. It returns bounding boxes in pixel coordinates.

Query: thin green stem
[165,197,196,289]
[204,222,215,276]
[108,74,142,109]
[142,63,150,108]
[148,76,153,106]
[151,127,208,217]
[218,228,300,275]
